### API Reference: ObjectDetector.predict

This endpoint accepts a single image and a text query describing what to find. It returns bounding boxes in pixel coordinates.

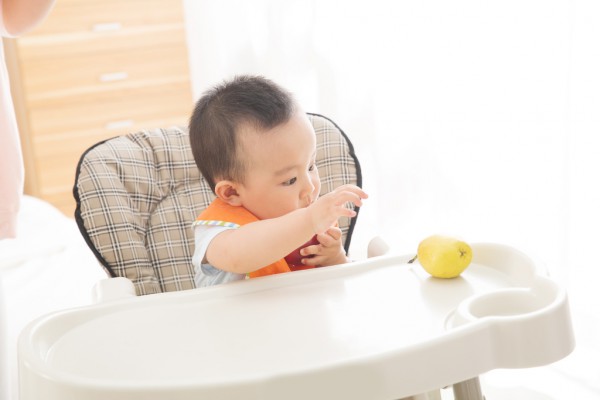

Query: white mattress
[0,196,107,400]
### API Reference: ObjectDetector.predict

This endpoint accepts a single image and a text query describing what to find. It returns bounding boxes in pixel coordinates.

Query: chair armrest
[92,277,136,303]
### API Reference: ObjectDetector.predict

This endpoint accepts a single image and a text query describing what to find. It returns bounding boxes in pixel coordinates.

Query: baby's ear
[214,180,242,206]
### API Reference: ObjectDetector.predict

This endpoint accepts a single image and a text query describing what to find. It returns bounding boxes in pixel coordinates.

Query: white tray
[18,243,575,400]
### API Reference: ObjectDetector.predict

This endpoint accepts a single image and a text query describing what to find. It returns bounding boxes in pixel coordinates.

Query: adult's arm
[1,0,56,37]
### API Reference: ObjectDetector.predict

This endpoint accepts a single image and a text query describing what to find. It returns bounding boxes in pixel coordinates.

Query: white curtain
[183,2,599,376]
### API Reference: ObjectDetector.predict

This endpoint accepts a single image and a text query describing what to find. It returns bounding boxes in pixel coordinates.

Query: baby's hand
[307,184,368,234]
[300,226,348,267]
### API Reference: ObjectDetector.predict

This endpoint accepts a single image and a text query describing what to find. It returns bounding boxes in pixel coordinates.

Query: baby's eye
[282,177,297,186]
[308,163,316,172]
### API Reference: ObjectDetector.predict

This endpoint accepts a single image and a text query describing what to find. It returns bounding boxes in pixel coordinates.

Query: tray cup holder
[467,288,545,317]
[453,278,559,326]
[449,277,575,369]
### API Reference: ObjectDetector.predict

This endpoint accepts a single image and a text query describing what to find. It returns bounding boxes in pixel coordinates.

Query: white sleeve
[0,3,8,37]
[192,224,245,287]
[0,17,25,239]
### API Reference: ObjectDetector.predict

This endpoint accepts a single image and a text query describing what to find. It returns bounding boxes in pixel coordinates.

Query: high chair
[73,113,362,296]
[17,114,575,400]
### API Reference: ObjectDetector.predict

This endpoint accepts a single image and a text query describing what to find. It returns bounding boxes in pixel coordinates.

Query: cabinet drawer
[28,0,184,37]
[20,43,189,99]
[7,0,193,216]
[16,23,186,62]
[27,80,192,139]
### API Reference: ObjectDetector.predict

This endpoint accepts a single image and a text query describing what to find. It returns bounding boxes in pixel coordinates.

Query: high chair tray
[19,243,574,400]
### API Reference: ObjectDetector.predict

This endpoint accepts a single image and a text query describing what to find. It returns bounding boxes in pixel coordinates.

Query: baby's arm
[205,184,367,274]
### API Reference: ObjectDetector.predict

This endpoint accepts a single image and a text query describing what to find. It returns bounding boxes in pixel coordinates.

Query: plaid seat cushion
[74,113,362,295]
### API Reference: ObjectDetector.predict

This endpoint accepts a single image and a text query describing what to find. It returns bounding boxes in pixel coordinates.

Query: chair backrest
[74,113,362,295]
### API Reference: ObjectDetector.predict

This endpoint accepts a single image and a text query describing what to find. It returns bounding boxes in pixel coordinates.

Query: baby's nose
[302,187,316,206]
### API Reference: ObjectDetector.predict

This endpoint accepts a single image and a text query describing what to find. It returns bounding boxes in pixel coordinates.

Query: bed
[0,195,107,400]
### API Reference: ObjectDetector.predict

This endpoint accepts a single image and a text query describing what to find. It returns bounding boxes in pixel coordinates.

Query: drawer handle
[92,22,122,32]
[99,72,129,82]
[105,120,134,130]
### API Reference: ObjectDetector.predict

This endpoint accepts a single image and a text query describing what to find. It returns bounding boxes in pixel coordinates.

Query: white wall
[182,1,600,301]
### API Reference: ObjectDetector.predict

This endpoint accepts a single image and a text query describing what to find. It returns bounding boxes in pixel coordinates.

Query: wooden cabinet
[4,0,193,216]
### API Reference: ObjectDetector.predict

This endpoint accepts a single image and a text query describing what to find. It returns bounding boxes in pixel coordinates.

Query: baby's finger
[316,232,335,247]
[335,190,366,208]
[316,228,341,247]
[303,254,326,267]
[300,243,320,257]
[326,226,342,240]
[335,206,357,219]
[336,185,369,200]
[336,184,368,196]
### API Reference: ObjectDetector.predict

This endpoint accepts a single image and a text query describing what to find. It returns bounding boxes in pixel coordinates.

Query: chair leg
[452,377,484,400]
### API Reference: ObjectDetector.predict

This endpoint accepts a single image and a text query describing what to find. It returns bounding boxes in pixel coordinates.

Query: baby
[188,75,367,287]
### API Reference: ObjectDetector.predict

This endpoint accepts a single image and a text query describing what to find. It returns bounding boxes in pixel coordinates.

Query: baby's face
[236,111,320,220]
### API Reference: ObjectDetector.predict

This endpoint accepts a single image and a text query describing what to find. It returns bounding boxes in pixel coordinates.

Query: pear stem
[408,254,418,264]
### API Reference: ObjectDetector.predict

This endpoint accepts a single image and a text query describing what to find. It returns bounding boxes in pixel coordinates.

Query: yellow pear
[413,235,473,278]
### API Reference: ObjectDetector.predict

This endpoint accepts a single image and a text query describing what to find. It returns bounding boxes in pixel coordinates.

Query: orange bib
[195,199,314,278]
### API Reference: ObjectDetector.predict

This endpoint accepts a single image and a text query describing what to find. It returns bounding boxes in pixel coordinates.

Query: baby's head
[189,75,320,219]
[189,75,295,192]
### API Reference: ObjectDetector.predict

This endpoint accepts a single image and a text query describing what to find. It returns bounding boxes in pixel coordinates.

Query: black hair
[188,75,296,192]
